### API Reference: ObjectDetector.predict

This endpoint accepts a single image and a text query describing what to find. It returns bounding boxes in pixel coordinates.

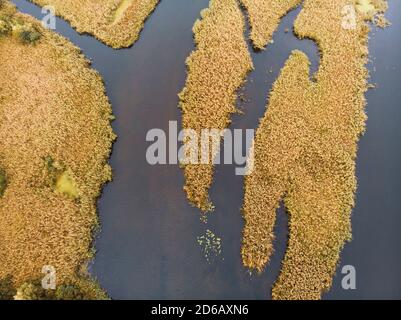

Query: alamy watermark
[146,121,255,176]
[341,265,356,290]
[341,4,357,30]
[41,265,56,290]
[41,5,56,30]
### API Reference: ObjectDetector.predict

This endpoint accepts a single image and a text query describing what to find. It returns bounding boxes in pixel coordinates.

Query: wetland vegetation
[179,0,253,212]
[29,0,160,48]
[0,0,396,300]
[0,0,114,299]
[180,0,390,299]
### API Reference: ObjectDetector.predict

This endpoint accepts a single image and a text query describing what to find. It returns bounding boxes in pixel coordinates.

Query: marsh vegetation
[0,0,115,299]
[179,0,253,212]
[180,0,389,299]
[29,0,160,48]
[0,0,395,300]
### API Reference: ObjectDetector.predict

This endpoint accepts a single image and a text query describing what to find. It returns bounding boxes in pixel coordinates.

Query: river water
[11,0,401,299]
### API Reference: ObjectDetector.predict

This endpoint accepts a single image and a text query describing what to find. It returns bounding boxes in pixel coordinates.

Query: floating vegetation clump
[29,0,159,48]
[374,13,390,28]
[241,0,388,300]
[179,0,253,212]
[240,0,302,49]
[197,229,222,263]
[0,1,115,298]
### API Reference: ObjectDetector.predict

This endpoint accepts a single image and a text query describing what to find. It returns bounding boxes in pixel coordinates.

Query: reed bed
[240,0,302,49]
[30,0,159,48]
[241,0,388,300]
[179,0,253,212]
[0,1,115,297]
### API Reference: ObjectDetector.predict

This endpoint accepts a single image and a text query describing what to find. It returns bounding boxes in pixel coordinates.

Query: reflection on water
[11,0,401,299]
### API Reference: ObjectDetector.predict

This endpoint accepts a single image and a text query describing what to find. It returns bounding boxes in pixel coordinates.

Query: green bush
[18,27,42,45]
[0,169,7,198]
[0,18,11,37]
[55,284,85,300]
[0,275,16,300]
[14,280,100,300]
[14,281,50,300]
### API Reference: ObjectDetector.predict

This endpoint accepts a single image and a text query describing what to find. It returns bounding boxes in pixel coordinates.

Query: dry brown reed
[179,0,253,212]
[30,0,159,48]
[241,0,388,300]
[0,1,115,296]
[240,0,302,49]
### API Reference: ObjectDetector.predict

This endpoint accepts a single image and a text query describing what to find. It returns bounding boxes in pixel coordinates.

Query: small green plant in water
[197,229,222,263]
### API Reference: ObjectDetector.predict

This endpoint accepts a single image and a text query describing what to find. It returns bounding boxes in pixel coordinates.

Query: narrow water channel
[10,0,401,299]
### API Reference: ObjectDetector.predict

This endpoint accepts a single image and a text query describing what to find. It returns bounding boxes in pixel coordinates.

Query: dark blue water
[10,0,401,299]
